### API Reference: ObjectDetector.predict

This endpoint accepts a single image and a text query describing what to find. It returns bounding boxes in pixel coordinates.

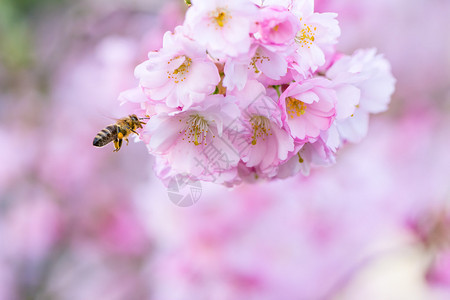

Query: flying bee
[93,114,147,152]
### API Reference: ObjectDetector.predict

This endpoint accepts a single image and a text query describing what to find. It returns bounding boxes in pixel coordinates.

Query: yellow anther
[167,55,192,84]
[250,115,271,145]
[286,97,307,119]
[181,114,210,146]
[210,8,231,28]
[249,52,271,74]
[295,24,317,47]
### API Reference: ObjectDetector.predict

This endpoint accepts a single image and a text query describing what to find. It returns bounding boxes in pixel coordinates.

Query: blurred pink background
[1,0,449,299]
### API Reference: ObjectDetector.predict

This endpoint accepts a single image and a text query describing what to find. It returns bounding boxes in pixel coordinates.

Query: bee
[93,114,147,152]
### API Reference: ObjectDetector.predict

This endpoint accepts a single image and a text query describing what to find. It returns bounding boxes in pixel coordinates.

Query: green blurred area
[0,0,68,71]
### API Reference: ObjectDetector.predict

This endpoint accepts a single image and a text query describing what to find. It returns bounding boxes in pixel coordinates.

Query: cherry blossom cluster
[120,0,395,186]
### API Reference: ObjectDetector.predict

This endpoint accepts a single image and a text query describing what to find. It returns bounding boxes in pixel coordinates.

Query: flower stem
[272,85,281,98]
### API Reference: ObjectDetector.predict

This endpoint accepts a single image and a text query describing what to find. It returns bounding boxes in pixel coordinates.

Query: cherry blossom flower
[184,0,257,59]
[279,78,337,142]
[327,48,395,114]
[290,9,340,76]
[252,0,314,17]
[223,44,289,91]
[135,27,220,109]
[142,94,241,180]
[277,138,335,178]
[228,80,294,177]
[326,49,396,143]
[253,6,300,48]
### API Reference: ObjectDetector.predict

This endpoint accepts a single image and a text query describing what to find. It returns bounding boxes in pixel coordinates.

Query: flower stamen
[180,114,210,146]
[286,97,307,119]
[250,115,271,145]
[298,152,304,163]
[295,19,317,49]
[249,51,271,74]
[210,8,231,28]
[167,55,192,84]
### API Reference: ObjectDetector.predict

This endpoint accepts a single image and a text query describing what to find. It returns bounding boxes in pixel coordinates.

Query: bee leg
[113,139,120,152]
[113,139,119,152]
[130,129,139,135]
[125,138,129,146]
[113,136,124,152]
[113,132,124,152]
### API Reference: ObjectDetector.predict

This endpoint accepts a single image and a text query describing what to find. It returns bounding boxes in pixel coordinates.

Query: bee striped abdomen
[93,124,118,147]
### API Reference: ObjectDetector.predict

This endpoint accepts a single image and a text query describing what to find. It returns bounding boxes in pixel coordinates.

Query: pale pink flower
[143,94,241,181]
[326,49,395,143]
[236,161,260,183]
[327,48,395,114]
[320,122,341,152]
[228,80,294,176]
[334,111,370,144]
[252,0,315,17]
[118,87,156,118]
[222,53,251,91]
[276,138,335,178]
[256,68,296,88]
[290,11,340,76]
[319,71,361,150]
[279,78,337,142]
[253,6,300,48]
[154,155,240,186]
[223,44,289,91]
[248,45,289,81]
[184,0,257,59]
[118,87,175,118]
[134,27,220,109]
[330,81,361,120]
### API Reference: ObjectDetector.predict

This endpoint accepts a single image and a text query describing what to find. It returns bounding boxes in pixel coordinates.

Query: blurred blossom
[0,186,63,300]
[407,209,450,288]
[0,264,16,300]
[1,0,449,299]
[316,0,450,109]
[0,128,36,193]
[0,0,185,298]
[427,250,450,287]
[77,198,151,256]
[1,188,63,262]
